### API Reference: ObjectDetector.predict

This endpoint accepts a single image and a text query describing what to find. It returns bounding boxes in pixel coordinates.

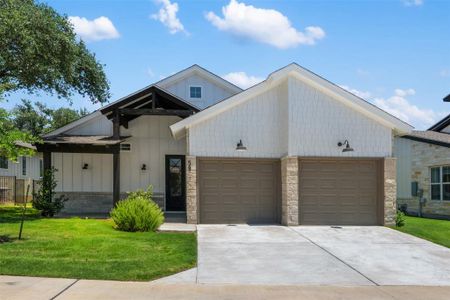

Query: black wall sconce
[337,140,354,152]
[82,163,89,170]
[236,139,247,152]
[141,164,147,171]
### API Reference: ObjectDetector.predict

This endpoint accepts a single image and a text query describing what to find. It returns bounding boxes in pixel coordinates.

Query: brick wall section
[281,156,299,226]
[383,158,397,225]
[397,141,450,217]
[186,156,198,224]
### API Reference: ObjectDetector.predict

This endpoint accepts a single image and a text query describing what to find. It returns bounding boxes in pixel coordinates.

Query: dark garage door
[199,159,280,224]
[299,159,380,225]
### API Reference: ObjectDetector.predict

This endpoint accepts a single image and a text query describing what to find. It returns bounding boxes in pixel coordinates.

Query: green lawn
[0,205,196,281]
[393,215,450,248]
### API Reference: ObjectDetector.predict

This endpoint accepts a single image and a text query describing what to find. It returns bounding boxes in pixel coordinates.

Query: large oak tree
[0,0,110,160]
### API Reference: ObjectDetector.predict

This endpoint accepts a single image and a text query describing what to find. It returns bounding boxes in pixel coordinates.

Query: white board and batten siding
[287,77,392,157]
[160,73,235,109]
[0,155,42,180]
[188,80,288,158]
[66,114,113,136]
[53,115,185,194]
[187,77,393,158]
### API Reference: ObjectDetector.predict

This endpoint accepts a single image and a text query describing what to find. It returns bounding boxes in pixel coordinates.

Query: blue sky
[5,0,450,129]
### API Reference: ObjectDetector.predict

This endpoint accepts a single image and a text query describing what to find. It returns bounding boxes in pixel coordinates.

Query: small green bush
[110,187,164,232]
[395,210,406,227]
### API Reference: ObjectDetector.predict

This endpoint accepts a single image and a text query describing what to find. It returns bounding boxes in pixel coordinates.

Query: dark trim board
[402,135,450,148]
[36,143,120,154]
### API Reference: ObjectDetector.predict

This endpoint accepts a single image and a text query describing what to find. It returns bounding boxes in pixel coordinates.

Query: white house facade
[39,64,413,225]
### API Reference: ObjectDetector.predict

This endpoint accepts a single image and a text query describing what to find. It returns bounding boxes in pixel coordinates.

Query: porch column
[43,151,51,172]
[112,149,120,206]
[383,157,397,226]
[112,109,121,205]
[186,156,198,224]
[281,156,299,226]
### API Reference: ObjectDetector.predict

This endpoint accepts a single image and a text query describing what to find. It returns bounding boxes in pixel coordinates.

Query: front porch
[37,85,199,220]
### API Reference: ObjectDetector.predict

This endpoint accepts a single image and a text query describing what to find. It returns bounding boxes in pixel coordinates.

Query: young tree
[0,0,110,159]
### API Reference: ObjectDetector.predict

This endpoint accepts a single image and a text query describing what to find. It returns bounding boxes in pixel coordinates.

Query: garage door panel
[199,159,280,224]
[299,159,379,225]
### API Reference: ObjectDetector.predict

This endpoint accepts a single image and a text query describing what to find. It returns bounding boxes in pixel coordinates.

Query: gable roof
[156,64,242,94]
[170,63,413,139]
[402,130,450,148]
[429,113,450,132]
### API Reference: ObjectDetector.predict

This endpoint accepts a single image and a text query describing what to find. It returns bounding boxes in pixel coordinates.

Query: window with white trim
[120,143,131,152]
[189,86,201,99]
[430,166,450,201]
[0,156,8,169]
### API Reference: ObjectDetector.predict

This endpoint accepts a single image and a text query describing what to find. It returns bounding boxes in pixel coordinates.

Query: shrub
[395,210,406,227]
[110,186,164,232]
[32,167,67,217]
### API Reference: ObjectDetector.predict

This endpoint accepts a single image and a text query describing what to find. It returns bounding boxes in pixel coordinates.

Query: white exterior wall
[288,77,392,157]
[53,115,185,194]
[66,115,112,136]
[188,80,288,158]
[187,76,393,158]
[394,137,412,198]
[53,153,112,192]
[160,74,235,109]
[0,155,42,180]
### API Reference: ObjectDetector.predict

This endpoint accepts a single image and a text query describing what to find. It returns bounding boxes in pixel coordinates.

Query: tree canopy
[0,0,110,160]
[10,99,89,137]
[0,0,110,102]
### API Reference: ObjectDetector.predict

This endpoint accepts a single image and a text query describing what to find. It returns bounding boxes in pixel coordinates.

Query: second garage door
[199,159,280,224]
[299,159,381,225]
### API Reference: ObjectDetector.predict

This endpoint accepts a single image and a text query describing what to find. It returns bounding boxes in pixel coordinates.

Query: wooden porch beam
[119,108,194,117]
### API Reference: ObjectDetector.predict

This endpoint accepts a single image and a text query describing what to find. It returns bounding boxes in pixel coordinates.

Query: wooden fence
[0,176,40,204]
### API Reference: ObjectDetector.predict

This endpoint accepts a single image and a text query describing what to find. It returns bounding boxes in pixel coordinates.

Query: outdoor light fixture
[141,164,147,171]
[82,163,89,170]
[236,139,247,151]
[337,140,354,152]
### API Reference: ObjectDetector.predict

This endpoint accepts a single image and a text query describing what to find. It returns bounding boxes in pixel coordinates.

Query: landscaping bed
[393,215,450,248]
[0,205,196,281]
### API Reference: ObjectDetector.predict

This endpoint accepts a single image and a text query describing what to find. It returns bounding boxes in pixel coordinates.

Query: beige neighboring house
[395,96,450,219]
[37,63,413,225]
[0,142,42,203]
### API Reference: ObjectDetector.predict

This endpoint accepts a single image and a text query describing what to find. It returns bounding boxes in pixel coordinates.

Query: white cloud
[340,85,371,100]
[373,89,446,129]
[147,68,155,78]
[205,0,325,49]
[223,72,264,89]
[151,0,187,34]
[341,86,445,129]
[403,0,423,6]
[68,16,120,42]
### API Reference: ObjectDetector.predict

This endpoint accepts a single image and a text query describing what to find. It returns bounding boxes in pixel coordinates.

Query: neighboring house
[395,95,450,219]
[0,143,42,202]
[37,63,412,225]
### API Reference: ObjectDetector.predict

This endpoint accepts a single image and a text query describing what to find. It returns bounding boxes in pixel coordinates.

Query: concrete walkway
[2,276,450,300]
[197,225,450,285]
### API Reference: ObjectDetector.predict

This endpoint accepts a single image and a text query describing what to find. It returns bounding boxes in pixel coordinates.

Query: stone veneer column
[186,156,198,224]
[383,157,397,226]
[281,156,299,226]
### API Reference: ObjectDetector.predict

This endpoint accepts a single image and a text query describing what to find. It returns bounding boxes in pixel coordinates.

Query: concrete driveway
[197,225,450,285]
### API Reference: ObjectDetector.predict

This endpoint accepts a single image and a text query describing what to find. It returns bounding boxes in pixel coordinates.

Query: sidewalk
[2,275,450,300]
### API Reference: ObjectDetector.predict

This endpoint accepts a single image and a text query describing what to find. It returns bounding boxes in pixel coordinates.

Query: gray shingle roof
[403,130,450,147]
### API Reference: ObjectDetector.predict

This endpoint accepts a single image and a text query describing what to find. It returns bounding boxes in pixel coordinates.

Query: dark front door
[165,155,186,211]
